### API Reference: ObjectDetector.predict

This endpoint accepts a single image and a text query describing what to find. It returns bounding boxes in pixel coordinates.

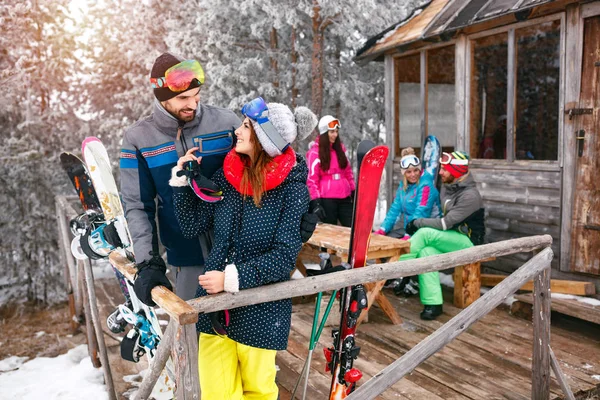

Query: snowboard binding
[118,304,161,362]
[69,212,132,260]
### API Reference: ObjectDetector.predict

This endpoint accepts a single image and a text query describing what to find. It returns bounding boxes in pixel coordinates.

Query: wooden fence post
[78,259,101,368]
[55,197,82,331]
[532,265,551,399]
[345,248,554,400]
[172,322,200,399]
[83,259,118,400]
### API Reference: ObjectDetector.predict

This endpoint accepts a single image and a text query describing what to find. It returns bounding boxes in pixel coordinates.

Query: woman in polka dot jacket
[170,98,317,400]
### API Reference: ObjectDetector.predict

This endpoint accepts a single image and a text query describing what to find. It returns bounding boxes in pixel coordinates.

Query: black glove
[350,190,356,201]
[309,199,327,221]
[133,253,173,307]
[405,219,419,236]
[305,265,347,276]
[300,212,318,243]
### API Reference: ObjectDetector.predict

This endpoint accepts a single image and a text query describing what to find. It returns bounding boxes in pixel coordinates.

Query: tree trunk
[270,28,279,89]
[335,37,342,117]
[311,0,324,117]
[291,26,298,108]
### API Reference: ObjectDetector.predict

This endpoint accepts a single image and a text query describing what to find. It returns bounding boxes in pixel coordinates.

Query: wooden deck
[89,266,600,399]
[276,288,600,400]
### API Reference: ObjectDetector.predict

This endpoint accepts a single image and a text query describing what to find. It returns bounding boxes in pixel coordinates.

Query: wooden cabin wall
[391,159,561,274]
[470,162,561,274]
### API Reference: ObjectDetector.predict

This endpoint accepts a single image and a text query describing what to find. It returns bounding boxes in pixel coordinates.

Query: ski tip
[81,136,102,154]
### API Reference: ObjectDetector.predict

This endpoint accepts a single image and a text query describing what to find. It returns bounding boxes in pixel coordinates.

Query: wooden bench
[297,223,410,325]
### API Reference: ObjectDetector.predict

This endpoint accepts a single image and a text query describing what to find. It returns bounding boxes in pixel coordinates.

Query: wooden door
[570,15,600,275]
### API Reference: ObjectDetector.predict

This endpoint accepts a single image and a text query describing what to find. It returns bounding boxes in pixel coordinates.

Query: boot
[420,305,443,320]
[106,301,131,334]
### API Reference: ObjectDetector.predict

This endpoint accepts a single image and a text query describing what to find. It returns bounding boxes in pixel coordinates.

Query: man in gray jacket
[403,150,485,320]
[119,52,317,308]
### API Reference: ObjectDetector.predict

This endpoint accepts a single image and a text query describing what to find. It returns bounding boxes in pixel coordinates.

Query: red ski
[325,141,389,399]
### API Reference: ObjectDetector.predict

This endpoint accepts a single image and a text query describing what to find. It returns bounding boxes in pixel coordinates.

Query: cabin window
[428,45,456,154]
[468,18,562,161]
[394,45,457,158]
[469,33,509,159]
[515,20,561,161]
[395,54,421,155]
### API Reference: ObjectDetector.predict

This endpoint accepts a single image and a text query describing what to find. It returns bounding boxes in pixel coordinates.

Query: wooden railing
[56,195,574,400]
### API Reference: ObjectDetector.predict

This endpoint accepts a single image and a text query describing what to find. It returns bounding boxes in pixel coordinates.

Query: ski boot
[106,301,132,334]
[393,276,419,297]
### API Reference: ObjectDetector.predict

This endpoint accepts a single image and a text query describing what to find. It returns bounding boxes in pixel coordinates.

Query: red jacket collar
[223,147,296,195]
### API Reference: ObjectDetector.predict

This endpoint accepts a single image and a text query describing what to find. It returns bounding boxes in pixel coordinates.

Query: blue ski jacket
[120,100,241,266]
[380,172,441,234]
[172,150,309,350]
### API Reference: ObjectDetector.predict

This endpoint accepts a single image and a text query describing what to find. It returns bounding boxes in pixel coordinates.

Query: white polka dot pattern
[172,154,310,350]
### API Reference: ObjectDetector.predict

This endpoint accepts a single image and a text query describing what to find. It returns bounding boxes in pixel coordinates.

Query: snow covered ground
[0,345,108,399]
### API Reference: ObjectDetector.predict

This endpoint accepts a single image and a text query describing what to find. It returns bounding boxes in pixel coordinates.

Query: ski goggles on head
[327,119,341,130]
[149,60,205,92]
[400,154,420,169]
[440,151,469,166]
[241,96,289,153]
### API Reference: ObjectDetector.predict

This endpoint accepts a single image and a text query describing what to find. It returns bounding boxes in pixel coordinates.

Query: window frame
[465,13,566,165]
[392,41,458,158]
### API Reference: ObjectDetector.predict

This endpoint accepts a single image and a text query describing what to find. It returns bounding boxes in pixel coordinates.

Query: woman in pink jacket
[306,115,356,227]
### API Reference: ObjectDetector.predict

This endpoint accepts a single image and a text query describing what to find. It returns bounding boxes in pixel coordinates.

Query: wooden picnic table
[297,223,411,325]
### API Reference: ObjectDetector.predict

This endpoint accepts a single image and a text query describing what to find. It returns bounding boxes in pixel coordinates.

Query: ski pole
[291,289,338,400]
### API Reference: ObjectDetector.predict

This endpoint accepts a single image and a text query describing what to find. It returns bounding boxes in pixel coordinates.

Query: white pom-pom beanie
[251,103,317,157]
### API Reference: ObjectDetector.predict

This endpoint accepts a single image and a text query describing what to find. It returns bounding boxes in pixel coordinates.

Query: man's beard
[176,108,196,122]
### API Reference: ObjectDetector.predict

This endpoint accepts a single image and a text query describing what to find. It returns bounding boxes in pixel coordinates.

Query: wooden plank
[470,168,562,189]
[357,314,535,399]
[108,252,198,326]
[453,262,480,308]
[532,268,551,399]
[477,185,561,207]
[420,49,428,145]
[83,260,118,400]
[549,347,576,400]
[345,248,554,400]
[78,259,101,368]
[455,34,468,151]
[481,274,596,295]
[485,217,560,238]
[507,28,516,162]
[559,3,583,272]
[514,293,600,325]
[172,323,200,400]
[290,310,442,399]
[485,201,560,226]
[469,159,560,171]
[568,15,600,276]
[385,54,396,208]
[189,235,554,314]
[388,289,595,395]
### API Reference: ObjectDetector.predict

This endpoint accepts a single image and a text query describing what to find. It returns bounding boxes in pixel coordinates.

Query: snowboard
[326,141,389,399]
[60,153,102,213]
[421,135,442,189]
[81,137,175,397]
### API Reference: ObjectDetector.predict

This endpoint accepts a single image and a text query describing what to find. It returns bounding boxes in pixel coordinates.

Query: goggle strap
[259,116,289,153]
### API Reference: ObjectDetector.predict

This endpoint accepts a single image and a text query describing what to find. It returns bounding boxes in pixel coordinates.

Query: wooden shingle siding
[391,158,562,273]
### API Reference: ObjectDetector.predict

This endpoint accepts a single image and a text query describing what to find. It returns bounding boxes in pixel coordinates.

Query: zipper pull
[176,125,183,143]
